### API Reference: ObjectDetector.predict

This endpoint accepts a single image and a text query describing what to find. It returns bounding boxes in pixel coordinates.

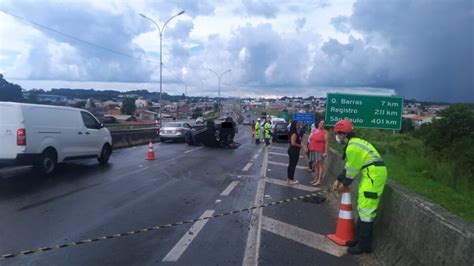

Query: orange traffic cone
[327,186,355,246]
[146,142,156,160]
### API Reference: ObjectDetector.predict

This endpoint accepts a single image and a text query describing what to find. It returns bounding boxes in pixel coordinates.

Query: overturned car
[185,117,240,149]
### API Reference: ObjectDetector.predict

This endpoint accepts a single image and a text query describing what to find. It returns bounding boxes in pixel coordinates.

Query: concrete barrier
[111,127,159,149]
[325,148,474,266]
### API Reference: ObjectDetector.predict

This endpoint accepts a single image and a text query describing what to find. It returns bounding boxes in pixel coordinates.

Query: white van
[0,102,113,175]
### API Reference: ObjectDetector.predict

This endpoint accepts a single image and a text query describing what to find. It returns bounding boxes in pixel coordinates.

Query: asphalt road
[0,122,360,266]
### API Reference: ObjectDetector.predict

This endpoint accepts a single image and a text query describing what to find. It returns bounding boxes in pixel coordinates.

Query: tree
[422,104,474,152]
[121,98,136,115]
[0,74,24,102]
[400,118,415,133]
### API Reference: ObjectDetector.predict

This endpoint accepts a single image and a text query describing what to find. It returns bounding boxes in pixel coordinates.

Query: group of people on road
[251,117,273,146]
[286,119,329,187]
[288,120,387,254]
[284,118,387,255]
[248,114,387,255]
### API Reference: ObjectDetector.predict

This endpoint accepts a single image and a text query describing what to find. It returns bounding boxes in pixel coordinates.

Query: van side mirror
[100,123,104,128]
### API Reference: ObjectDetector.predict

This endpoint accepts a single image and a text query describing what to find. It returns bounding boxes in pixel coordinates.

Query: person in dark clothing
[287,121,305,185]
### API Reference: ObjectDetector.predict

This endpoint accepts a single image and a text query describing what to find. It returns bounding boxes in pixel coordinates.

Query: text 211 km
[374,109,398,116]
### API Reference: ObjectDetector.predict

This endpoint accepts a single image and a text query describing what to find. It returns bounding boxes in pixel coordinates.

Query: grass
[385,154,474,223]
[328,129,474,223]
[251,108,282,117]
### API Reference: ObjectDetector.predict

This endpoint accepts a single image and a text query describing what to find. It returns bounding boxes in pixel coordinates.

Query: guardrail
[110,124,208,149]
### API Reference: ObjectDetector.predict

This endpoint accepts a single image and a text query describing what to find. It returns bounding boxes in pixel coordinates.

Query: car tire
[34,148,57,175]
[98,144,112,165]
[160,137,167,143]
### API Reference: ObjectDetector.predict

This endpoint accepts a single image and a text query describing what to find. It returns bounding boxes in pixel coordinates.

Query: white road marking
[242,163,253,172]
[243,148,268,266]
[269,146,288,151]
[252,153,259,160]
[264,178,321,192]
[184,146,203,154]
[162,210,216,262]
[220,181,240,196]
[268,160,306,169]
[261,216,346,257]
[269,152,304,158]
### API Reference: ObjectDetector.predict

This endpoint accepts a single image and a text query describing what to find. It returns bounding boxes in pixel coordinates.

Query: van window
[81,112,101,129]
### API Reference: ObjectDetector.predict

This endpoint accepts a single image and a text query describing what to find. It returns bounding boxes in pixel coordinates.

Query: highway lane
[0,122,364,265]
[0,125,262,265]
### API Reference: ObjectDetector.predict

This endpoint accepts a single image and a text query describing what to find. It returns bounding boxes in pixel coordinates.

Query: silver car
[159,122,193,142]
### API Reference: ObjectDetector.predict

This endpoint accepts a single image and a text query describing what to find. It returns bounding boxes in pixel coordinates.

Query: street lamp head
[139,13,147,18]
[177,10,185,15]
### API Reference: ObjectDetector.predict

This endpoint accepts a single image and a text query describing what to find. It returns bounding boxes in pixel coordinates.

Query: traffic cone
[146,142,156,160]
[327,186,355,246]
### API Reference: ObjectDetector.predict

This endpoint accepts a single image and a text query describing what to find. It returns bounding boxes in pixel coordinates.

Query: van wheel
[98,144,112,165]
[35,149,57,175]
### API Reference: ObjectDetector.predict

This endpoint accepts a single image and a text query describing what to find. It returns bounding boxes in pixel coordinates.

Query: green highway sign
[325,93,403,130]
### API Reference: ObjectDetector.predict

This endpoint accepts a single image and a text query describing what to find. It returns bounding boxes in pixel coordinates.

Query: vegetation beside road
[329,104,474,223]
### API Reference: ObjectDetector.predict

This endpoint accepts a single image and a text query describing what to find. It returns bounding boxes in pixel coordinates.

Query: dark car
[185,117,240,149]
[273,122,289,143]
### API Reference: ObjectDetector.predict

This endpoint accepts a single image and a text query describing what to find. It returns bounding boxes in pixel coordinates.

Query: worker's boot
[348,221,373,254]
[346,218,361,247]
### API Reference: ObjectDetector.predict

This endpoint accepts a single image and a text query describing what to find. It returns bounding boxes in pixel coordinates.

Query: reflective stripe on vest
[348,141,382,162]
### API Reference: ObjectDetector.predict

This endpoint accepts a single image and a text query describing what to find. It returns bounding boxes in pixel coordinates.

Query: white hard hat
[257,118,261,121]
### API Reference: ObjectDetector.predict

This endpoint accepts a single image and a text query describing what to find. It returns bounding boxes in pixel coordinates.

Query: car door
[183,123,192,134]
[80,111,102,156]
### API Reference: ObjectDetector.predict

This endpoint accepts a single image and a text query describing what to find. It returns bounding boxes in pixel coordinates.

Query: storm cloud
[341,0,473,102]
[0,0,472,102]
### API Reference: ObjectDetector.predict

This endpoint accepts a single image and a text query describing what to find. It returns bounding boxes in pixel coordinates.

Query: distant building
[37,94,67,102]
[135,99,148,109]
[135,110,158,122]
[104,115,136,122]
[107,107,122,116]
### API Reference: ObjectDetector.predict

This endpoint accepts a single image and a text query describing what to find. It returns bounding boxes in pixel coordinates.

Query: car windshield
[276,123,288,130]
[164,122,182,127]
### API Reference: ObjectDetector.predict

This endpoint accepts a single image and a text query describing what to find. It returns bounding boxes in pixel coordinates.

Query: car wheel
[98,144,112,165]
[160,137,167,143]
[34,148,57,175]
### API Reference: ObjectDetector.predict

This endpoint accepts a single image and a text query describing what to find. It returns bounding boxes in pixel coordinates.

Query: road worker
[264,117,272,146]
[332,120,388,254]
[255,118,262,144]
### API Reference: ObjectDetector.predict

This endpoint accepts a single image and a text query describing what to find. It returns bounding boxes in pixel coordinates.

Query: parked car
[273,122,289,143]
[195,117,204,124]
[243,119,251,125]
[0,102,113,175]
[159,122,193,142]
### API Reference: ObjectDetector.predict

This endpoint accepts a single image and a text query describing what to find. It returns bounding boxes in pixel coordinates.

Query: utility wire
[0,9,160,65]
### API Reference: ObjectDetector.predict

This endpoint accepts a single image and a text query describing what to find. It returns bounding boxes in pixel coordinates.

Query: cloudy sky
[0,0,472,102]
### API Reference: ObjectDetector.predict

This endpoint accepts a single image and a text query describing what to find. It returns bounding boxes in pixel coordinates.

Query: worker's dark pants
[354,218,374,250]
[287,148,300,180]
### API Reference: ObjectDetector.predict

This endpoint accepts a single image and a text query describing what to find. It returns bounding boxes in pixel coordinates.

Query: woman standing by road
[287,121,305,185]
[251,120,256,143]
[308,120,329,186]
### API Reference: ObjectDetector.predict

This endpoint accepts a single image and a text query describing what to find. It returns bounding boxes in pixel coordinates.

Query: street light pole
[208,68,231,115]
[140,10,185,126]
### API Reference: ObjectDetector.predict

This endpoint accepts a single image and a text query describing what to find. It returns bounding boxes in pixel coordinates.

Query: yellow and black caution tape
[1,193,321,260]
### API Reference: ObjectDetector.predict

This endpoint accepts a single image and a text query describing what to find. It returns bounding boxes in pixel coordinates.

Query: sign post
[325,93,403,130]
[325,93,403,154]
[293,113,315,125]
